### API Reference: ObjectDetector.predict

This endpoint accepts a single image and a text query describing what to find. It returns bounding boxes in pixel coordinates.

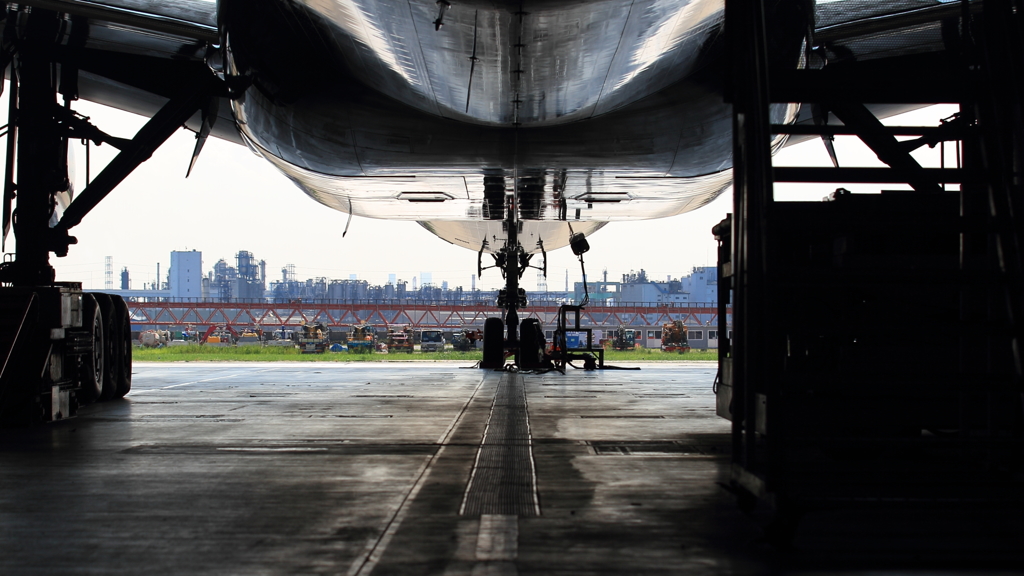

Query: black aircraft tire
[481,317,504,369]
[112,296,132,398]
[79,294,105,404]
[518,318,543,370]
[92,294,120,401]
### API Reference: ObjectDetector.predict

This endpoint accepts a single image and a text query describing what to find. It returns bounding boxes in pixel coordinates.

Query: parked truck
[419,329,446,353]
[348,323,376,353]
[297,323,330,354]
[661,320,690,353]
[387,325,414,353]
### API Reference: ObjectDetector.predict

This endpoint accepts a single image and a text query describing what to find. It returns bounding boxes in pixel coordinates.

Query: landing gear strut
[476,186,606,371]
[0,6,219,424]
[477,190,547,370]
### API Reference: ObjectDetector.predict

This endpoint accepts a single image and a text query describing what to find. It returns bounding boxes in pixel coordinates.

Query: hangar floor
[1,362,1021,575]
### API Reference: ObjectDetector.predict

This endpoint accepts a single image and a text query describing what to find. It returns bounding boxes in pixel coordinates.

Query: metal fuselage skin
[221,0,805,254]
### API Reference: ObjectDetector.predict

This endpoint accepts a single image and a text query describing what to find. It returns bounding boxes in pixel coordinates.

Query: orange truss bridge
[127,301,729,330]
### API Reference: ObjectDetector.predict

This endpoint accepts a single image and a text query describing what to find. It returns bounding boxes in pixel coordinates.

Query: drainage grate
[588,441,714,456]
[461,373,539,517]
[578,415,666,419]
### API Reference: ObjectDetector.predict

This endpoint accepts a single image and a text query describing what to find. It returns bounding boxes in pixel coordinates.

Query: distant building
[573,267,718,305]
[169,250,203,299]
[679,266,717,303]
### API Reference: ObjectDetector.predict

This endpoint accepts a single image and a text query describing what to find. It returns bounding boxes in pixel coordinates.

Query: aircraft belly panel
[291,0,724,127]
[418,220,608,254]
[242,129,732,236]
[232,67,738,175]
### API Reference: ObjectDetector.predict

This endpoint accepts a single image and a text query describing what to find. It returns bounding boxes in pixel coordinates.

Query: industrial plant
[107,249,719,307]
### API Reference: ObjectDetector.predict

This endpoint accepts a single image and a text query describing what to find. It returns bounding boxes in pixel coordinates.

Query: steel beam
[57,81,213,231]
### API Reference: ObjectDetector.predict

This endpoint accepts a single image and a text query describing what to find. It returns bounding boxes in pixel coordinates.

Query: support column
[726,0,776,483]
[11,9,65,286]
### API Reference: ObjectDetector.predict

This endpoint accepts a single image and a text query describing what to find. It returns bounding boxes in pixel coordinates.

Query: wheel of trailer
[517,318,544,370]
[112,296,132,398]
[79,294,105,404]
[481,317,504,369]
[92,294,120,401]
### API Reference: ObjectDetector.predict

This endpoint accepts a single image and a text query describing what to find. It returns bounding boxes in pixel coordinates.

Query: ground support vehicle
[549,305,603,371]
[139,329,172,348]
[419,329,445,352]
[237,328,263,347]
[265,328,294,347]
[387,325,414,353]
[0,285,132,425]
[611,326,637,351]
[661,321,690,353]
[452,329,482,352]
[348,324,376,353]
[297,323,330,354]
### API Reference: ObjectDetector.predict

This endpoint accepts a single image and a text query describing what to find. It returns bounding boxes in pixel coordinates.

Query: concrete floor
[1,362,1021,575]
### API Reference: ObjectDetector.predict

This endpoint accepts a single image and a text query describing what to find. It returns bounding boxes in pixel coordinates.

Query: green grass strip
[132,344,717,363]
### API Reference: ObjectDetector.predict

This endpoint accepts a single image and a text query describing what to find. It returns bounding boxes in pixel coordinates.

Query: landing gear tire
[79,294,105,404]
[481,317,504,369]
[92,294,120,401]
[112,296,132,398]
[517,318,544,370]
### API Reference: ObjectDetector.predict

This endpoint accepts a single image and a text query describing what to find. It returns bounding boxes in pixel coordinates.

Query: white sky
[1,99,960,292]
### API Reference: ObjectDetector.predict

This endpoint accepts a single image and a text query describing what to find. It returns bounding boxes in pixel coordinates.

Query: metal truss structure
[126,301,727,330]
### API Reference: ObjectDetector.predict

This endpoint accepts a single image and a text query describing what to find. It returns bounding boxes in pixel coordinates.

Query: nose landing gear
[476,197,605,372]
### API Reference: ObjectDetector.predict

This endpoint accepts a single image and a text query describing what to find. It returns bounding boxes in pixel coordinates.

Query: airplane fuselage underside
[221,0,803,253]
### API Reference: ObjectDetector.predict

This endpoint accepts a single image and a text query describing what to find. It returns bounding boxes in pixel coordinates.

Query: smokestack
[471,274,476,291]
[156,262,160,290]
